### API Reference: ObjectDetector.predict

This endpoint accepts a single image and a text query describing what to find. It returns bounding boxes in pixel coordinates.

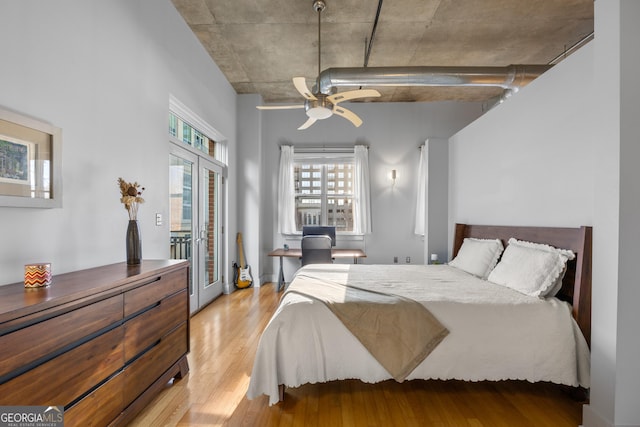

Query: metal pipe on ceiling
[317,64,553,95]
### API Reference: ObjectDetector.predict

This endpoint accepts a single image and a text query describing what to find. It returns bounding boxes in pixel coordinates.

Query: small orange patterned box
[24,263,52,288]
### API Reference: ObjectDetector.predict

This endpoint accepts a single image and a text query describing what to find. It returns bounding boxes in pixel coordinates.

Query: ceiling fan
[256,0,380,130]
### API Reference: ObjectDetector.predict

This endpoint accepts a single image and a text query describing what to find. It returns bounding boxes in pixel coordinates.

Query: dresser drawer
[65,370,124,427]
[124,289,187,361]
[123,322,188,406]
[0,295,123,380]
[124,268,187,317]
[0,326,124,406]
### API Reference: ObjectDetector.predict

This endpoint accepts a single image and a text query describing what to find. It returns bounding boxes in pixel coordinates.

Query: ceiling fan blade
[332,106,363,127]
[293,77,317,101]
[256,105,305,110]
[327,89,381,104]
[297,117,317,130]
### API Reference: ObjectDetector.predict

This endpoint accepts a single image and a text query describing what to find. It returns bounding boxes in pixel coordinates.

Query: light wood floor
[129,283,585,426]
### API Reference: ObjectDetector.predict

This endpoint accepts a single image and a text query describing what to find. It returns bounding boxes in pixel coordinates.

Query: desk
[268,248,366,291]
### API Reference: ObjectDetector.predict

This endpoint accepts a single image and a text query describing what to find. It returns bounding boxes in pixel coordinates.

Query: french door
[170,144,224,314]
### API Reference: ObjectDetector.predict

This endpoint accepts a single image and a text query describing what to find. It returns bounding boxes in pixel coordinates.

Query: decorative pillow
[448,238,504,279]
[487,238,575,298]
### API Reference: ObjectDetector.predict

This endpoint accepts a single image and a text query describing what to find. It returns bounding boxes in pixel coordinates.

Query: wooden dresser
[0,260,190,426]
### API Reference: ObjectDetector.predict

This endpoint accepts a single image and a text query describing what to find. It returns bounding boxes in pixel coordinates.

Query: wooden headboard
[453,223,592,347]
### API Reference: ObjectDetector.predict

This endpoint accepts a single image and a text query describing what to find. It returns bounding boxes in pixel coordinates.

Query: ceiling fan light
[307,106,333,120]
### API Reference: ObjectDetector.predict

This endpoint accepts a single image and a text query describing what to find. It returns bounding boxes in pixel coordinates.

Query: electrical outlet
[393,256,398,264]
[406,256,411,263]
[155,213,163,226]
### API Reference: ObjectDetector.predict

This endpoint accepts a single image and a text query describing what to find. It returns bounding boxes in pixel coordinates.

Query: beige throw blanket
[286,274,449,382]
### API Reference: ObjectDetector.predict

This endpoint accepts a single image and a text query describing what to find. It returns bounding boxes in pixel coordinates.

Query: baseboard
[582,404,640,427]
[583,405,611,427]
[224,276,265,293]
[259,274,277,286]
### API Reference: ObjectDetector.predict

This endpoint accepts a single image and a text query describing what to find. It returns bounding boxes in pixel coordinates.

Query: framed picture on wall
[0,107,62,208]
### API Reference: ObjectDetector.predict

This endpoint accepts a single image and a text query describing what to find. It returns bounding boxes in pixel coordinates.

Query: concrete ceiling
[171,0,593,104]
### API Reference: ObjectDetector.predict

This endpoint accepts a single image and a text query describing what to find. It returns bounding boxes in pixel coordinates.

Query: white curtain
[353,145,372,234]
[278,145,297,234]
[414,143,428,236]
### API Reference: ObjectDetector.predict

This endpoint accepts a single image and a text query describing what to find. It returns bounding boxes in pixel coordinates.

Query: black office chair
[301,235,333,266]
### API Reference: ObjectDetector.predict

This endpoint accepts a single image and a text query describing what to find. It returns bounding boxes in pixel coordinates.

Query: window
[169,112,216,157]
[294,161,354,231]
[278,145,371,236]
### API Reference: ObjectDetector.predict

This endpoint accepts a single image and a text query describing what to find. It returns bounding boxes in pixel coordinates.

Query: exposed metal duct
[317,64,553,95]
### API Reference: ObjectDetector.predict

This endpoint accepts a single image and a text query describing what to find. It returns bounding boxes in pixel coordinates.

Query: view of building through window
[169,112,215,157]
[294,162,354,232]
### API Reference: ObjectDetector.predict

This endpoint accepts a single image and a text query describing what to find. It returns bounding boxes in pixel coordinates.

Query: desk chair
[301,235,333,266]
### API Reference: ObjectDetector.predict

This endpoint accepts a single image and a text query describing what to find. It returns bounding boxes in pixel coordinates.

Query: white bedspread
[247,264,590,405]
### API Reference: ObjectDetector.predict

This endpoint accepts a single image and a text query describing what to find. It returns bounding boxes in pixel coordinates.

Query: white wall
[590,1,640,426]
[449,43,595,231]
[425,138,449,263]
[450,2,640,424]
[236,94,263,286]
[0,0,237,285]
[258,101,482,281]
[587,2,620,425]
[615,2,640,424]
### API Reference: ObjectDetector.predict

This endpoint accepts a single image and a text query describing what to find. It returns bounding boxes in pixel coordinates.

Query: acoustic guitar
[233,232,253,289]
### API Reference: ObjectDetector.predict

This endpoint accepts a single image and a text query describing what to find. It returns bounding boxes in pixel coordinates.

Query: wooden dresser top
[0,260,189,326]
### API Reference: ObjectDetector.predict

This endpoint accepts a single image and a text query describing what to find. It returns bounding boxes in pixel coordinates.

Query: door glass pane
[203,168,219,287]
[169,155,194,295]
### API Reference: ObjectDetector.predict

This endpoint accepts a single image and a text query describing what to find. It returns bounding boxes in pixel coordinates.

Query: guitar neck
[237,232,246,267]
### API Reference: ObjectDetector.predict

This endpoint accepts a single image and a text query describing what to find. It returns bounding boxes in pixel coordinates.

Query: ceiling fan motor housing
[305,94,333,119]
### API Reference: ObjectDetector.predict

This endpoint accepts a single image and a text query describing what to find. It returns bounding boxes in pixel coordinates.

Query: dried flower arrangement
[118,177,145,220]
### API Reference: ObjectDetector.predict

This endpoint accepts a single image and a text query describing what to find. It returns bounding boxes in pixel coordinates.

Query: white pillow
[448,238,504,279]
[487,238,575,298]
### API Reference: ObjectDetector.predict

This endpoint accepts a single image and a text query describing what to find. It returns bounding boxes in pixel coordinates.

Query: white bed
[247,224,592,405]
